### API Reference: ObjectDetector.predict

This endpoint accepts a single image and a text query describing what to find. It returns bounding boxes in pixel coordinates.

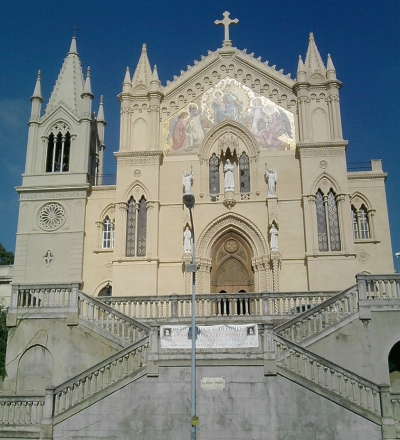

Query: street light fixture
[182,191,197,440]
[395,252,400,273]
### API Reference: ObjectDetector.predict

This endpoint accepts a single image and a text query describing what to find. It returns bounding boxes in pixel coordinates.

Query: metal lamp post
[182,192,197,440]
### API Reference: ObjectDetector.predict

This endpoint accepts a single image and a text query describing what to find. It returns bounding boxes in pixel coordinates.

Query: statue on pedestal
[224,159,234,191]
[182,166,194,194]
[270,224,278,250]
[183,227,192,254]
[265,164,278,197]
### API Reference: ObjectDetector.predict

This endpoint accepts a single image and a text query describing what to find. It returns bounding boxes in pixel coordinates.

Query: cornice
[114,151,163,158]
[347,172,387,181]
[90,185,117,192]
[297,141,348,149]
[16,184,90,194]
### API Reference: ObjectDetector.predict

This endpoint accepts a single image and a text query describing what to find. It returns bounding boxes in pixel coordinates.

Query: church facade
[2,13,400,440]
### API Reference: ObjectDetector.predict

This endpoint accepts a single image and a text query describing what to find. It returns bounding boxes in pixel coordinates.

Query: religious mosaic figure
[187,104,205,147]
[224,159,234,191]
[265,165,278,197]
[270,224,278,250]
[183,227,192,254]
[182,166,194,194]
[170,112,190,151]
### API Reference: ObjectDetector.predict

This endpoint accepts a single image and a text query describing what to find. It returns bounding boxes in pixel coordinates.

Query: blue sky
[0,0,399,265]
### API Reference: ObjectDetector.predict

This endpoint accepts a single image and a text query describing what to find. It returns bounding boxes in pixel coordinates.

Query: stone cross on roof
[215,11,239,47]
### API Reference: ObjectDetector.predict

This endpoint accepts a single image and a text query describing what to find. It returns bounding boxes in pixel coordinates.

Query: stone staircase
[1,274,400,438]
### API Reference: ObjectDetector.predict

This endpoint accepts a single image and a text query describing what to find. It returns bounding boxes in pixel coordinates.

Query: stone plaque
[201,377,226,391]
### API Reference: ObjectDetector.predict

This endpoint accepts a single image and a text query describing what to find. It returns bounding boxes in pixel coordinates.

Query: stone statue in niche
[265,164,278,197]
[183,227,192,254]
[182,166,194,194]
[224,159,234,191]
[270,224,278,250]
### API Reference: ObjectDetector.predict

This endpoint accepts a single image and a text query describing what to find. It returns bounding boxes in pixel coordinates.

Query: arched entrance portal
[210,232,254,293]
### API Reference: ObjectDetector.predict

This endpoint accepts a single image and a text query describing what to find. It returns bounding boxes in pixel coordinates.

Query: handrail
[0,396,45,425]
[78,291,149,343]
[274,334,381,418]
[53,337,149,417]
[275,285,359,344]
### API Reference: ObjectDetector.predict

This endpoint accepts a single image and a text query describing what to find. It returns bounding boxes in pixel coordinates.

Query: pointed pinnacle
[31,70,43,101]
[68,37,78,55]
[152,64,160,83]
[83,66,93,95]
[97,95,105,122]
[123,67,131,84]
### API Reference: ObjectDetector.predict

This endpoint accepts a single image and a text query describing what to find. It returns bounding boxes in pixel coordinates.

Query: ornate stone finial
[214,11,239,47]
[86,66,91,77]
[142,43,147,52]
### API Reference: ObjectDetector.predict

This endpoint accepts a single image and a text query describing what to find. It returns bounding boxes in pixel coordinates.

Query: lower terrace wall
[54,365,381,440]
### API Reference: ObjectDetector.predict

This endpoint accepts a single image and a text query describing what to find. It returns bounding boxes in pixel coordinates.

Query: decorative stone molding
[19,191,86,200]
[347,173,388,180]
[114,151,162,166]
[299,147,346,157]
[43,250,55,267]
[37,203,66,231]
[199,121,259,161]
[357,249,371,264]
[197,212,268,260]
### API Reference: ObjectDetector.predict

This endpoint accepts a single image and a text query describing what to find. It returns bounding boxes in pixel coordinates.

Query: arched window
[46,131,71,172]
[209,153,220,195]
[352,205,370,240]
[316,189,341,251]
[99,283,112,297]
[102,217,114,249]
[239,152,250,196]
[126,196,147,257]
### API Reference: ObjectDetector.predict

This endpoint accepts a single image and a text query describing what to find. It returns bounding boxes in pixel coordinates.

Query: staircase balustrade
[53,338,149,419]
[12,283,79,309]
[275,286,359,344]
[78,292,149,343]
[275,334,381,420]
[357,274,400,300]
[0,397,44,425]
[102,292,334,320]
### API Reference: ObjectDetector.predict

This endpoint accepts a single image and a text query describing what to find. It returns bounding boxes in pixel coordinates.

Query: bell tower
[13,38,105,285]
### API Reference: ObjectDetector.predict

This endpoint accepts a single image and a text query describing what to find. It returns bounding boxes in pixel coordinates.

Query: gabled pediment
[38,105,80,132]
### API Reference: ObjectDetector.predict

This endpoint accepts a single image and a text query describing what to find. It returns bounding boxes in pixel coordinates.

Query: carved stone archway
[196,212,269,293]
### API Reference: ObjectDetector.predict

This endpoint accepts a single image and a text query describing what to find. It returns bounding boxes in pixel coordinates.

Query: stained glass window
[352,208,359,240]
[137,197,147,256]
[316,190,328,251]
[126,197,136,256]
[102,217,114,249]
[209,153,220,195]
[239,152,250,194]
[327,190,341,251]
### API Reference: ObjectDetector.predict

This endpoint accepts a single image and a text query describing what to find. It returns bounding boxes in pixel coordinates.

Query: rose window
[37,203,66,231]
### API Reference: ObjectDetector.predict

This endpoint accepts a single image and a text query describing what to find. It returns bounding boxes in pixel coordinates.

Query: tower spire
[45,37,84,115]
[132,44,152,91]
[30,70,43,120]
[304,32,326,79]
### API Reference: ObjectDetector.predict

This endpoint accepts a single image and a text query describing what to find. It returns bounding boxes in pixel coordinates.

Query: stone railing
[101,291,335,320]
[274,334,381,423]
[0,396,44,425]
[357,274,400,300]
[275,285,359,344]
[390,392,400,423]
[53,337,149,421]
[78,292,149,344]
[6,283,80,326]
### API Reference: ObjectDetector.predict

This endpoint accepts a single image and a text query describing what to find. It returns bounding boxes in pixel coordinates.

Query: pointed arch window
[46,131,71,172]
[126,196,147,257]
[209,153,220,195]
[352,205,370,240]
[316,189,341,252]
[102,217,114,249]
[239,152,250,195]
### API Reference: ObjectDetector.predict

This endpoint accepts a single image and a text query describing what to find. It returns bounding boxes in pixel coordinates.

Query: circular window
[37,202,66,231]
